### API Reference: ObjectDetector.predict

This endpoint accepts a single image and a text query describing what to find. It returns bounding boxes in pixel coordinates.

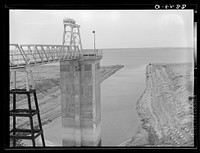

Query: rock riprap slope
[124,63,194,146]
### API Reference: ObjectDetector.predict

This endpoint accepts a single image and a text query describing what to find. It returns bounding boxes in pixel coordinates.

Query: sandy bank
[122,63,194,147]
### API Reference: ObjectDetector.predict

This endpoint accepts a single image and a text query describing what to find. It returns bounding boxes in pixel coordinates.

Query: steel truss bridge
[10,44,102,70]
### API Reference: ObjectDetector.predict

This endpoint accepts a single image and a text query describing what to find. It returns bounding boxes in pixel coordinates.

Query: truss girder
[9,44,81,69]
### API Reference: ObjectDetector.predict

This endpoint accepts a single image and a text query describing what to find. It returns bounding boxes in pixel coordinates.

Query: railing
[10,44,29,68]
[9,44,81,69]
[10,45,103,69]
[82,49,103,59]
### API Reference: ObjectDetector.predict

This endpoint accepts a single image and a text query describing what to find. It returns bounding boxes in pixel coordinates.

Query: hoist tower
[60,18,102,146]
[62,18,82,55]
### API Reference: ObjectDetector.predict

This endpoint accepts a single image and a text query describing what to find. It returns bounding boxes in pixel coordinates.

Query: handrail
[9,44,102,69]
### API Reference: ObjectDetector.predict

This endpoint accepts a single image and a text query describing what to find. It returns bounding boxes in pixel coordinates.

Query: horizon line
[95,47,194,50]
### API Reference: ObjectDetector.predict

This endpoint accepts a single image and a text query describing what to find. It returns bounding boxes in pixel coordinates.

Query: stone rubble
[124,63,194,146]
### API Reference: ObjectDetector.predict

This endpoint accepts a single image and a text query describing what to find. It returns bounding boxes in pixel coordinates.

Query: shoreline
[121,62,194,146]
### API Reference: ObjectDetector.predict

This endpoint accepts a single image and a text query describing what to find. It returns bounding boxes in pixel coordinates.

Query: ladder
[10,89,45,147]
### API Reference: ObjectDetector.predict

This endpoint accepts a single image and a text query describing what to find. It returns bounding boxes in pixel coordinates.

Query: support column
[80,59,101,146]
[60,57,102,146]
[60,60,81,146]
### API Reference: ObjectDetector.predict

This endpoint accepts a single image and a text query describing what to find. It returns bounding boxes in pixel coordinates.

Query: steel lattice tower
[62,18,82,56]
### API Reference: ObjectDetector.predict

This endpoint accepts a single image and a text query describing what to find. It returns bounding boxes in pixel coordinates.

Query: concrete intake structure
[60,55,102,146]
[60,18,103,146]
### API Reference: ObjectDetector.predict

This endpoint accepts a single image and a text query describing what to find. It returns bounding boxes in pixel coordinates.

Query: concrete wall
[60,57,102,146]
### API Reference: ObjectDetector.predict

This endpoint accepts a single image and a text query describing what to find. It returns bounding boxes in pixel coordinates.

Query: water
[101,48,194,68]
[100,48,194,146]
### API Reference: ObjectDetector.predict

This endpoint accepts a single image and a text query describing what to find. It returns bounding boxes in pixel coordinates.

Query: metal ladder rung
[10,109,38,117]
[10,129,42,140]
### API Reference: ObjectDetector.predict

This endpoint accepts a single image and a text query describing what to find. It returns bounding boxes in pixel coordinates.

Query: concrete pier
[60,56,102,146]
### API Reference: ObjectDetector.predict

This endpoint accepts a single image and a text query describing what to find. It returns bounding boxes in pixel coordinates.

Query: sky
[9,10,194,49]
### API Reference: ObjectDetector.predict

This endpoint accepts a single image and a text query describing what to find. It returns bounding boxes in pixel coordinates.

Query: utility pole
[93,31,96,55]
